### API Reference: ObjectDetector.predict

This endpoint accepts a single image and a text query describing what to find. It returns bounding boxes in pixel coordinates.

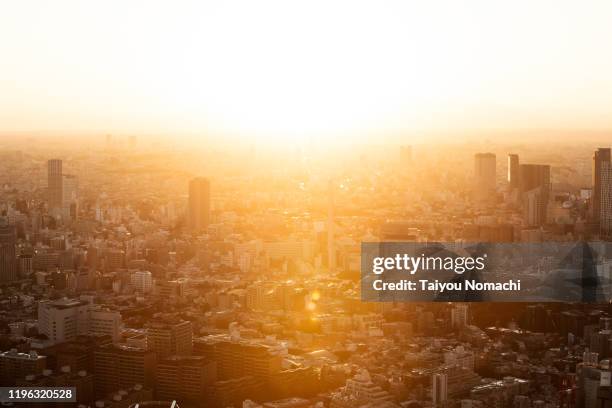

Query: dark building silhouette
[593,148,611,228]
[0,218,17,283]
[600,160,612,237]
[519,164,550,227]
[93,344,156,397]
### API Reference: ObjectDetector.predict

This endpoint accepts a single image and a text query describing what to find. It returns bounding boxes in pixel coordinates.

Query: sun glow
[1,0,612,143]
[157,0,465,141]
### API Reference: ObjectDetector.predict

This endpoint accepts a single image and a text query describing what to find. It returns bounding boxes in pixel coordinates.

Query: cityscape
[2,1,612,407]
[0,136,612,407]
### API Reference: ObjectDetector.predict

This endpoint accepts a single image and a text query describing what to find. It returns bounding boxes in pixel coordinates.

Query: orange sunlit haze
[2,2,612,408]
[1,0,612,144]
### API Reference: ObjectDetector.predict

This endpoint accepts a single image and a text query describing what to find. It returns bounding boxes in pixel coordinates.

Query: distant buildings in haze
[188,177,210,232]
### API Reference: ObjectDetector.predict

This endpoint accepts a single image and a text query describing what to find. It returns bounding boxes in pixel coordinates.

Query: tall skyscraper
[519,164,551,227]
[62,174,78,206]
[593,148,612,227]
[524,189,545,227]
[0,218,17,283]
[474,153,496,202]
[62,174,78,221]
[600,160,612,237]
[188,177,210,231]
[47,159,63,209]
[432,372,448,406]
[508,154,519,189]
[519,164,551,195]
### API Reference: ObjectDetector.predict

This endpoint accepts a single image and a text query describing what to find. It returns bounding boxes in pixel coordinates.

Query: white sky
[1,0,612,143]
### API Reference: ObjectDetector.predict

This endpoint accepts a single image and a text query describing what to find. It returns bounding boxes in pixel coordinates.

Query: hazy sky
[1,0,612,143]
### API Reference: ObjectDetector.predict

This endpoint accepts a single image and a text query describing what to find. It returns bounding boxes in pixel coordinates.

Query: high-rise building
[131,270,154,294]
[89,308,123,343]
[600,161,612,237]
[104,248,125,272]
[188,177,210,232]
[0,350,47,386]
[38,298,122,344]
[443,366,481,401]
[146,320,193,358]
[38,298,91,344]
[524,189,546,227]
[62,174,78,221]
[444,346,475,371]
[508,154,519,189]
[18,253,33,277]
[48,159,63,209]
[519,164,551,227]
[200,337,282,381]
[451,304,469,328]
[93,344,156,397]
[474,153,496,202]
[432,373,448,406]
[593,148,612,226]
[156,355,216,403]
[0,218,17,283]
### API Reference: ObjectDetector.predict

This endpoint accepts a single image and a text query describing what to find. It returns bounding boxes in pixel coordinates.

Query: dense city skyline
[3,1,612,407]
[0,138,612,407]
